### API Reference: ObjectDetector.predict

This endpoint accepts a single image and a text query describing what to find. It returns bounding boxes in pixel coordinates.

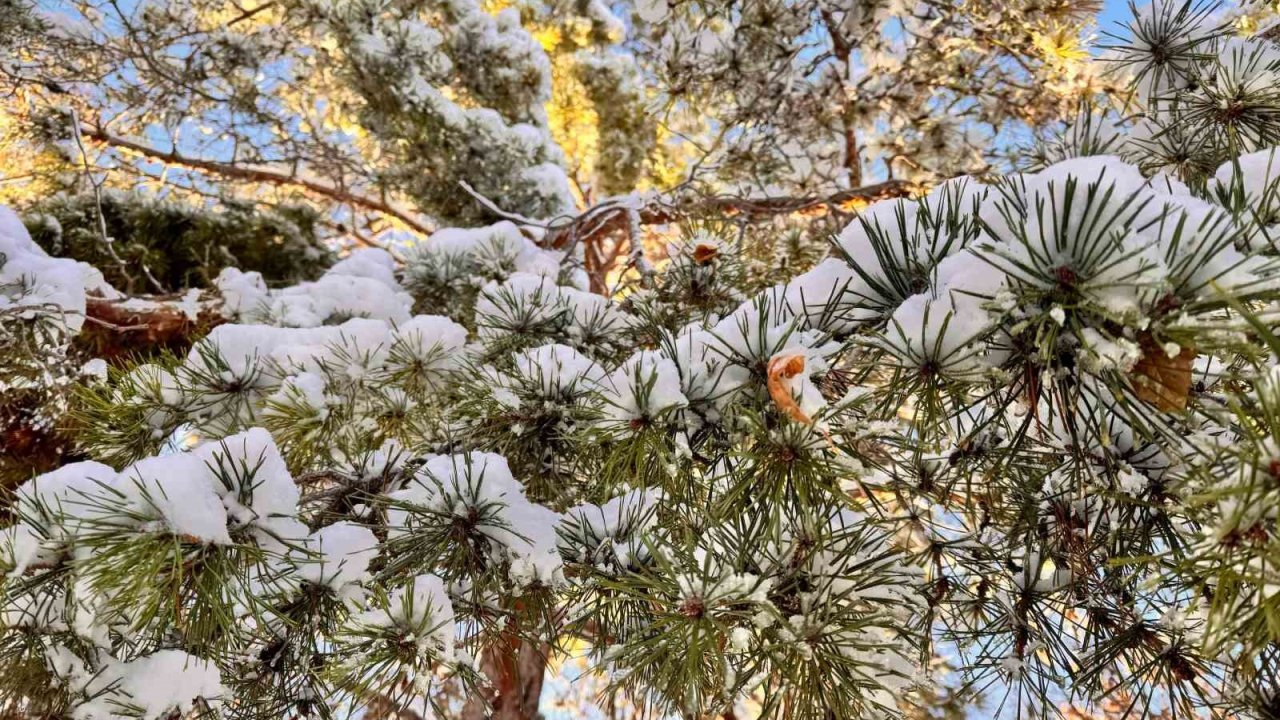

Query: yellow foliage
[533,26,563,51]
[0,103,67,206]
[547,55,601,201]
[1032,23,1091,66]
[1237,2,1280,35]
[545,50,692,200]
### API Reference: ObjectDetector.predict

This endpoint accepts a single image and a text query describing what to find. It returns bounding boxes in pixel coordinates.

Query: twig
[457,181,549,228]
[625,206,654,289]
[542,180,918,250]
[69,109,167,294]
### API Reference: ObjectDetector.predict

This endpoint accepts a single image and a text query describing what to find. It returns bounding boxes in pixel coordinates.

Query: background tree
[627,0,1114,190]
[1,0,1101,235]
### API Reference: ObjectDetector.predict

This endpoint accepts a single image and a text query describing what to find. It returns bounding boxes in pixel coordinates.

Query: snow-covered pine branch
[5,1,1280,719]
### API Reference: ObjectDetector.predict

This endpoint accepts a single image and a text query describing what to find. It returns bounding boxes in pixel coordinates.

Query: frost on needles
[6,134,1280,716]
[4,2,1280,720]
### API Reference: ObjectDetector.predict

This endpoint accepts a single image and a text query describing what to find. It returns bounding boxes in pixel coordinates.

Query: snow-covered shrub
[1,207,118,486]
[400,222,579,325]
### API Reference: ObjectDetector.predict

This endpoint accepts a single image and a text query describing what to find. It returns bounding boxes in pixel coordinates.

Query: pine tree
[1,0,1103,227]
[4,1,1280,720]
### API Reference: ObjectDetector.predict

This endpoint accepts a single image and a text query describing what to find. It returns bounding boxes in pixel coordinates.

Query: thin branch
[457,181,548,227]
[80,122,436,236]
[542,180,918,250]
[69,109,167,294]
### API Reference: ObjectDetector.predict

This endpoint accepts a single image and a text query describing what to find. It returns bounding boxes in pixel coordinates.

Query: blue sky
[1100,0,1137,35]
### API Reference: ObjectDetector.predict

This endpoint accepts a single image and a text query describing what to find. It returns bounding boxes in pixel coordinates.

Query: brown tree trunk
[462,635,548,720]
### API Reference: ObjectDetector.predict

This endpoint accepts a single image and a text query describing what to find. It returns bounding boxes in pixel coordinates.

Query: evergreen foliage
[23,193,332,294]
[4,2,1280,720]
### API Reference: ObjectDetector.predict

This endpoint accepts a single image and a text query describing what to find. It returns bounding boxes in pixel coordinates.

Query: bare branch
[457,181,549,228]
[542,180,918,250]
[69,109,167,294]
[80,122,437,237]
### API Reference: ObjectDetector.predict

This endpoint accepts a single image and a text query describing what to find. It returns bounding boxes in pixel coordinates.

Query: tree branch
[79,294,224,359]
[820,8,862,186]
[542,180,918,251]
[80,123,436,237]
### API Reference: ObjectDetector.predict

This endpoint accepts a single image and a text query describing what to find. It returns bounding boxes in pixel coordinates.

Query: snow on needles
[47,647,224,720]
[387,452,565,588]
[0,204,107,332]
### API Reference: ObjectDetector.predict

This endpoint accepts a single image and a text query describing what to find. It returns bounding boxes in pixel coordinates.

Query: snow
[387,452,564,588]
[265,371,331,419]
[355,574,456,661]
[58,649,224,720]
[978,156,1171,316]
[9,72,1280,716]
[600,350,688,426]
[116,454,233,544]
[109,650,225,719]
[708,294,797,363]
[217,253,411,328]
[560,285,629,347]
[835,197,921,281]
[337,439,406,480]
[0,203,93,332]
[1,523,45,576]
[562,488,661,544]
[874,291,992,380]
[0,205,33,250]
[783,258,874,333]
[1211,37,1280,97]
[265,273,412,328]
[509,343,606,398]
[519,163,575,216]
[192,319,391,381]
[931,250,1004,304]
[1214,146,1280,233]
[667,326,750,415]
[80,358,109,380]
[14,461,117,529]
[408,221,564,287]
[326,248,400,288]
[820,178,981,326]
[1153,200,1268,297]
[559,487,661,570]
[298,521,378,593]
[471,271,627,354]
[214,267,269,319]
[388,314,469,373]
[1078,328,1142,372]
[634,0,669,22]
[193,428,300,531]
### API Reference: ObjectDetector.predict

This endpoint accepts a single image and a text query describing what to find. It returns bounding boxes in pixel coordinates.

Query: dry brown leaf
[1130,336,1195,412]
[692,243,720,265]
[767,354,812,425]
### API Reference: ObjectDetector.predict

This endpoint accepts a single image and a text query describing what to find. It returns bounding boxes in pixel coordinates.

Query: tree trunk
[462,635,548,720]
